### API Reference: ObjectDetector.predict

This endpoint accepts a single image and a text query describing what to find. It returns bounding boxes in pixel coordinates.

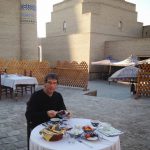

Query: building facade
[0,0,149,79]
[41,0,150,78]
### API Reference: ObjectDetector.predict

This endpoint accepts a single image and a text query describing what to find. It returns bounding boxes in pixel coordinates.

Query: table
[30,118,121,150]
[1,74,38,90]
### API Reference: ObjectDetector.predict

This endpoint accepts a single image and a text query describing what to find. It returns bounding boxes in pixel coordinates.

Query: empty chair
[15,84,24,97]
[0,73,13,99]
[14,70,35,97]
[24,70,35,94]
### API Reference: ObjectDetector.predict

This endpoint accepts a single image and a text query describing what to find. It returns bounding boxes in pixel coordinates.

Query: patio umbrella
[112,55,139,67]
[108,66,139,94]
[91,56,118,74]
[138,58,150,64]
[108,66,139,82]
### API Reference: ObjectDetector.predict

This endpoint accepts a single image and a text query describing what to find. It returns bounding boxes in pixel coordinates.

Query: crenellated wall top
[53,0,135,13]
[83,0,135,11]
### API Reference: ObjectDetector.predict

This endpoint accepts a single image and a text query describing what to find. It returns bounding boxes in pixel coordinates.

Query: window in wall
[118,21,123,31]
[63,21,67,32]
[145,32,148,37]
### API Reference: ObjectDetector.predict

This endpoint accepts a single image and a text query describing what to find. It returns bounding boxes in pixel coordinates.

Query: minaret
[20,0,38,60]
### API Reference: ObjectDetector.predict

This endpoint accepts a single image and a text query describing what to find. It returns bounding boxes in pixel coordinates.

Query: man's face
[44,79,57,95]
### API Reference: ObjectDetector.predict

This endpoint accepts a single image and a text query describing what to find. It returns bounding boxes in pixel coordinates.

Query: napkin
[97,123,123,137]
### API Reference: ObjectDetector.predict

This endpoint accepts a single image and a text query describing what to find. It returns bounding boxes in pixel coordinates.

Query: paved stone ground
[0,80,150,150]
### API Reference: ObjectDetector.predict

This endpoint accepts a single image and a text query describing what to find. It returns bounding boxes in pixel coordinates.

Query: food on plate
[85,133,91,138]
[39,124,66,141]
[82,125,94,132]
[84,132,99,141]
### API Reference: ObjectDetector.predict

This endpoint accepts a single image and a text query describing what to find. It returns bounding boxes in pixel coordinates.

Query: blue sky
[37,0,150,37]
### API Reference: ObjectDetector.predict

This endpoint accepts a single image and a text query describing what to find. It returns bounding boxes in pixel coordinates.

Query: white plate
[50,118,60,122]
[86,136,98,141]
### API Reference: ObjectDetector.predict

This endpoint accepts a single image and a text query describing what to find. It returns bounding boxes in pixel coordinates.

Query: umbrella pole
[108,65,111,75]
[108,65,111,85]
[130,79,136,95]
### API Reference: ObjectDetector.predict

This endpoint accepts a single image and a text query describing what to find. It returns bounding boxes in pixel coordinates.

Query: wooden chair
[13,70,27,97]
[15,70,35,96]
[0,73,13,99]
[15,84,24,97]
[24,70,35,94]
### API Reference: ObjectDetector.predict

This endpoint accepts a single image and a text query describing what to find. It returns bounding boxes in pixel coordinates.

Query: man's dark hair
[44,73,58,83]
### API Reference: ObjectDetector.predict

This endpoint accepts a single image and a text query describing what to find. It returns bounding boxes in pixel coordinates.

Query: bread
[39,124,66,141]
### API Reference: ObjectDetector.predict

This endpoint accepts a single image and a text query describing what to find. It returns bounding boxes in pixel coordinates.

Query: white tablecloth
[1,74,38,90]
[30,118,121,150]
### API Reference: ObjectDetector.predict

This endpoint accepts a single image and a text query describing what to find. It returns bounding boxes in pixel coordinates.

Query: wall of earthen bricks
[105,38,150,60]
[0,0,20,59]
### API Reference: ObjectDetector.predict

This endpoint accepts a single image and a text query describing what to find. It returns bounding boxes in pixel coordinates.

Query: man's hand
[47,110,58,118]
[66,110,72,118]
[57,110,72,118]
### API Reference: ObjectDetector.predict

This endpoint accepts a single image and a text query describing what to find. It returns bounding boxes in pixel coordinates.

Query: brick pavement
[0,80,150,150]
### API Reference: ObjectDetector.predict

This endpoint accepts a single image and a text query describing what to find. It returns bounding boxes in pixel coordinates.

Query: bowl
[50,134,63,141]
[67,129,83,138]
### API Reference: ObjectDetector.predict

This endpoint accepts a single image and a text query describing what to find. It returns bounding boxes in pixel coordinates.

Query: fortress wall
[0,0,20,59]
[105,38,150,60]
[42,33,90,66]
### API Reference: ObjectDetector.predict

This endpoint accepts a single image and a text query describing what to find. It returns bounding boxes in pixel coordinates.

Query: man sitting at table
[25,73,71,150]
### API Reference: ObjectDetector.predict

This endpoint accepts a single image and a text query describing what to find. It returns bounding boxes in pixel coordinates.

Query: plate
[86,136,98,141]
[50,118,60,123]
[84,132,99,141]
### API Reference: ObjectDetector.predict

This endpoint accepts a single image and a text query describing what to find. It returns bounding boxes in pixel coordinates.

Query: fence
[0,59,89,89]
[136,64,150,98]
[51,61,88,90]
[0,58,50,84]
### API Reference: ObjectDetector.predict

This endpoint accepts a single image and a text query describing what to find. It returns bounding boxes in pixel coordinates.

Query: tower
[20,0,38,60]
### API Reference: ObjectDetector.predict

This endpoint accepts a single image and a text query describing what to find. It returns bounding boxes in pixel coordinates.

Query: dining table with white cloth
[1,74,38,90]
[30,118,121,150]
